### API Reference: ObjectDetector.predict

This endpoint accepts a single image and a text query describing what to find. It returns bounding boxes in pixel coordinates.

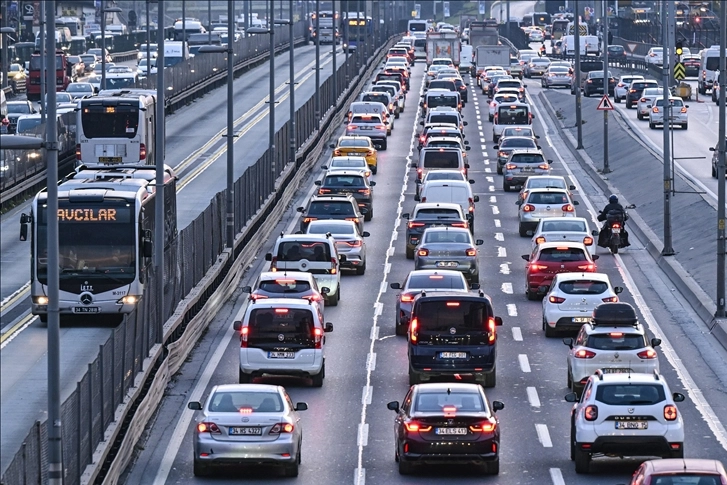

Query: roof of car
[212,383,282,393]
[527,187,570,194]
[258,271,315,282]
[538,216,587,226]
[592,372,665,385]
[412,382,483,393]
[644,458,727,474]
[338,135,373,142]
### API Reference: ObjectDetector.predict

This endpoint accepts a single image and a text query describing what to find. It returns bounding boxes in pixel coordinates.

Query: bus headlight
[34,296,49,305]
[118,295,140,305]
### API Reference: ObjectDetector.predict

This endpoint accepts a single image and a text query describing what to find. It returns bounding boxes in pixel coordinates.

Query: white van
[562,35,588,56]
[163,41,191,67]
[583,35,600,56]
[492,101,533,142]
[418,180,479,231]
[459,45,474,74]
[699,45,726,94]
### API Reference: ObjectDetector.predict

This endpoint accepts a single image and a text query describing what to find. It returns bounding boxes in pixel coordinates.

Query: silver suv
[502,149,552,192]
[346,113,388,149]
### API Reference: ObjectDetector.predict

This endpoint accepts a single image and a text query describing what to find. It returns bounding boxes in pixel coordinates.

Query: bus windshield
[36,203,136,282]
[81,104,140,138]
[30,55,64,70]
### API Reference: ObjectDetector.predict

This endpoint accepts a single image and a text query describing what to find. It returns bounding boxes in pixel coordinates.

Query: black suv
[582,71,616,97]
[315,171,376,220]
[407,292,503,387]
[625,79,659,108]
[296,194,365,233]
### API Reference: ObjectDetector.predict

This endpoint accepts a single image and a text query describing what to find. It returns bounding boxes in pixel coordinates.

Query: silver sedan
[413,226,483,284]
[188,384,308,477]
[306,219,370,274]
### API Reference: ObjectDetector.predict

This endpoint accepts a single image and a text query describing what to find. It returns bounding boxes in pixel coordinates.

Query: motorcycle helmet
[609,194,618,203]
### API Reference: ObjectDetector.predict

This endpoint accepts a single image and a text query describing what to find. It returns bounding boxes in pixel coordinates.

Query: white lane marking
[357,423,369,447]
[486,176,494,183]
[353,468,365,485]
[361,386,372,405]
[494,219,501,227]
[481,144,487,151]
[536,424,553,447]
[384,262,391,274]
[495,232,504,241]
[476,113,481,119]
[0,281,30,310]
[491,206,499,215]
[499,263,510,274]
[386,247,395,257]
[527,387,542,408]
[370,326,379,340]
[483,159,490,165]
[550,468,566,485]
[512,327,523,341]
[374,302,383,317]
[379,281,387,294]
[477,120,482,126]
[519,354,531,373]
[485,167,492,173]
[489,195,497,203]
[507,303,518,317]
[0,316,37,350]
[497,247,507,257]
[480,137,486,143]
[529,89,727,451]
[501,282,513,294]
[366,352,377,371]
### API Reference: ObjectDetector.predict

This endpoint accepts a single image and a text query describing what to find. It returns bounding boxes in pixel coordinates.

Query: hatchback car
[306,219,369,274]
[564,302,661,394]
[524,57,551,78]
[242,272,328,310]
[494,136,540,174]
[582,71,616,97]
[517,188,579,237]
[502,150,552,192]
[649,97,688,130]
[531,217,595,255]
[541,65,573,89]
[387,383,504,475]
[501,126,538,140]
[518,175,575,201]
[368,85,401,116]
[627,458,727,484]
[614,75,645,103]
[297,194,365,234]
[188,384,308,477]
[346,114,387,149]
[315,171,375,220]
[414,227,483,284]
[636,87,664,120]
[488,92,520,122]
[542,272,622,337]
[403,203,469,259]
[566,371,685,474]
[329,136,378,173]
[321,156,371,178]
[390,270,474,335]
[522,242,599,300]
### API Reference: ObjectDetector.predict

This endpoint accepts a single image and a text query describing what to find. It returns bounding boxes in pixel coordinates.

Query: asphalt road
[122,61,727,485]
[0,43,351,475]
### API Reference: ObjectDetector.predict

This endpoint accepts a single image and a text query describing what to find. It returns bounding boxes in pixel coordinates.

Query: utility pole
[575,0,583,148]
[155,0,166,343]
[661,0,675,256]
[226,0,234,249]
[289,0,296,166]
[506,1,510,40]
[315,0,320,126]
[45,3,63,483]
[39,1,46,123]
[269,0,275,154]
[332,0,337,106]
[716,0,727,317]
[602,0,610,173]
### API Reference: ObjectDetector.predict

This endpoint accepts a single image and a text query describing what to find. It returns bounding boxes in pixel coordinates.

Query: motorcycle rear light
[404,421,432,432]
[612,223,621,229]
[466,248,477,257]
[523,204,536,212]
[549,295,566,304]
[240,326,249,347]
[270,423,295,434]
[417,249,429,257]
[584,405,598,421]
[602,296,619,302]
[664,405,678,421]
[637,349,658,359]
[197,422,221,434]
[575,349,596,359]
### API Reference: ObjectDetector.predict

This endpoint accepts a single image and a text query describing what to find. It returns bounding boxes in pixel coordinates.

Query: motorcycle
[596,204,636,254]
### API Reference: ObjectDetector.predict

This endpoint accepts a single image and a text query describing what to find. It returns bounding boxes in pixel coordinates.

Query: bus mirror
[142,230,153,258]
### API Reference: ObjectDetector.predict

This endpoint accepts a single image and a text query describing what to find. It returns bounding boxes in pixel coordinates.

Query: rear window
[497,106,529,124]
[424,230,471,244]
[510,153,544,164]
[414,391,485,412]
[323,175,366,187]
[208,391,284,413]
[339,138,369,147]
[362,93,389,104]
[258,279,312,293]
[247,308,315,347]
[537,247,588,262]
[428,114,459,124]
[558,279,608,294]
[415,300,491,332]
[424,186,468,202]
[372,86,395,97]
[408,274,466,289]
[330,158,367,168]
[425,172,463,182]
[423,151,460,168]
[351,115,381,124]
[595,384,665,405]
[427,95,458,108]
[586,333,647,351]
[541,220,586,232]
[308,223,355,235]
[429,81,456,91]
[527,178,565,190]
[426,140,461,149]
[527,192,569,204]
[307,201,355,216]
[276,241,332,261]
[414,39,426,47]
[632,82,656,90]
[415,208,461,218]
[498,81,522,89]
[501,138,536,148]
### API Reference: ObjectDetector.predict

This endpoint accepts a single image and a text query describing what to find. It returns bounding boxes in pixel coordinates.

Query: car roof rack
[591,302,638,327]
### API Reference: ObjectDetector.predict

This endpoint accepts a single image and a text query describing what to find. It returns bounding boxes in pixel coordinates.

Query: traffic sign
[22,3,34,21]
[596,95,614,111]
[674,62,686,81]
[627,43,638,53]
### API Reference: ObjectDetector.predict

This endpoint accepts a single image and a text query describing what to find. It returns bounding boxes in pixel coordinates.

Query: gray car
[493,136,540,174]
[187,384,308,477]
[346,113,387,149]
[306,219,370,275]
[502,149,553,192]
[413,227,483,284]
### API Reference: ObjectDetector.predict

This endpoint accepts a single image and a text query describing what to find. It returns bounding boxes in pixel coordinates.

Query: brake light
[583,236,594,246]
[584,405,598,421]
[470,419,497,433]
[404,421,432,432]
[344,240,362,247]
[586,79,592,84]
[529,264,548,272]
[197,422,221,434]
[577,263,596,271]
[652,107,659,113]
[549,295,566,304]
[466,248,477,257]
[400,294,414,302]
[302,293,322,302]
[561,204,575,212]
[347,125,357,130]
[617,83,624,88]
[490,102,496,107]
[318,188,331,194]
[602,296,619,302]
[408,221,425,228]
[358,189,370,196]
[535,236,546,244]
[410,317,418,343]
[680,107,687,113]
[637,349,658,359]
[139,143,146,160]
[612,223,621,229]
[664,405,678,421]
[238,407,253,414]
[270,423,295,434]
[76,144,81,160]
[575,349,596,359]
[630,89,637,93]
[417,248,429,257]
[419,135,426,142]
[420,197,426,203]
[333,149,341,156]
[249,294,268,300]
[313,327,323,349]
[451,222,468,228]
[487,316,496,344]
[330,257,338,274]
[640,97,647,102]
[270,256,278,271]
[240,326,249,348]
[376,125,386,130]
[522,204,536,212]
[505,163,516,170]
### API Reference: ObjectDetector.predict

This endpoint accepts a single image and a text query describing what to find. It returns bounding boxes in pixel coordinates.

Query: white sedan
[613,75,644,103]
[530,216,596,255]
[649,97,688,130]
[488,92,520,121]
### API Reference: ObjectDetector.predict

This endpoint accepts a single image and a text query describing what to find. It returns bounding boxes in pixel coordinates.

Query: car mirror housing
[387,401,400,412]
[492,400,505,412]
[673,392,685,402]
[521,254,530,261]
[187,401,202,410]
[494,316,503,326]
[295,402,309,411]
[232,321,242,331]
[325,322,334,332]
[390,282,402,290]
[651,337,662,348]
[564,392,578,403]
[241,286,252,293]
[563,338,573,349]
[614,286,624,294]
[592,255,600,261]
[265,253,272,261]
[362,231,370,237]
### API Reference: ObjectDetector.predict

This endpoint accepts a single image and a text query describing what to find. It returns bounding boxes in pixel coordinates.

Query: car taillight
[637,349,658,359]
[344,240,362,247]
[680,107,687,113]
[583,236,593,246]
[330,257,338,274]
[549,295,566,304]
[586,79,592,84]
[197,422,221,434]
[333,149,341,156]
[303,217,317,223]
[76,144,81,160]
[420,197,427,202]
[318,188,331,194]
[602,296,619,303]
[584,405,598,421]
[562,204,575,212]
[490,102,496,107]
[345,217,360,224]
[240,326,249,347]
[663,405,678,421]
[270,256,278,271]
[535,236,546,244]
[313,327,323,349]
[410,317,418,343]
[498,151,507,158]
[302,293,321,302]
[505,163,516,170]
[466,248,477,257]
[404,421,432,432]
[270,423,295,434]
[529,263,548,272]
[347,125,357,130]
[419,135,426,142]
[469,419,497,433]
[249,294,268,301]
[523,204,536,212]
[408,221,425,228]
[652,107,659,113]
[575,349,596,359]
[577,263,596,271]
[640,97,647,102]
[487,316,497,344]
[400,293,415,302]
[376,125,386,130]
[139,143,146,160]
[630,89,637,93]
[617,83,624,87]
[451,222,468,228]
[417,248,429,257]
[358,189,370,196]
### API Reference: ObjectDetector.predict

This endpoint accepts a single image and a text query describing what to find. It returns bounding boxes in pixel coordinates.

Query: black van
[407,292,503,387]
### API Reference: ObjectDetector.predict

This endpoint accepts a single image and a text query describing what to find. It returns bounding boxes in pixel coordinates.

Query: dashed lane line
[536,424,553,447]
[511,327,523,341]
[518,354,531,373]
[527,387,542,407]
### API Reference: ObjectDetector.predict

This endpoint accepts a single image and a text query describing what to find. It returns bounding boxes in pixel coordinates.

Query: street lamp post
[715,0,726,317]
[0,26,16,91]
[101,4,122,91]
[315,0,320,126]
[332,0,337,107]
[575,0,583,149]
[40,1,45,123]
[288,2,295,167]
[155,0,165,343]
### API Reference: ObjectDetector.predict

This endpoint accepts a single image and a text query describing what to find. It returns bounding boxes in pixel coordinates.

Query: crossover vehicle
[403,203,469,259]
[541,65,573,89]
[329,136,378,172]
[347,101,393,135]
[524,57,550,78]
[649,97,688,130]
[502,149,552,192]
[414,147,469,185]
[625,79,659,108]
[636,87,664,120]
[314,171,375,220]
[321,156,371,178]
[346,113,388,149]
[531,216,595,255]
[242,272,327,314]
[413,227,483,284]
[296,194,365,234]
[493,136,540,174]
[613,75,644,103]
[517,188,579,237]
[492,102,533,143]
[305,219,369,275]
[522,241,599,300]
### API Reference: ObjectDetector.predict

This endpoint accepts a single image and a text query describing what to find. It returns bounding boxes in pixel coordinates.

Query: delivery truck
[426,31,461,67]
[474,45,510,81]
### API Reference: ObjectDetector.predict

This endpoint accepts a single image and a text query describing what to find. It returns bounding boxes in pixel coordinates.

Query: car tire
[482,367,496,388]
[584,91,590,97]
[282,462,299,477]
[328,289,339,307]
[483,459,499,475]
[637,112,643,120]
[503,182,510,192]
[239,369,252,383]
[526,289,539,301]
[518,224,529,237]
[567,370,573,389]
[371,166,377,174]
[496,164,504,175]
[380,140,387,150]
[395,111,400,119]
[311,362,324,388]
[364,209,372,222]
[492,134,498,143]
[488,115,493,122]
[574,446,591,474]
[713,165,718,178]
[395,320,408,336]
[193,460,210,477]
[649,122,656,129]
[614,95,620,103]
[570,427,576,461]
[398,458,415,475]
[356,262,366,275]
[682,123,688,130]
[406,246,414,259]
[545,321,557,338]
[626,102,633,109]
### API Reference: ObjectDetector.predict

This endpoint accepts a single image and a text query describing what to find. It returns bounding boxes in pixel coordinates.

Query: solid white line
[501,283,513,294]
[373,302,383,317]
[494,219,501,227]
[494,232,504,241]
[536,424,553,447]
[497,247,507,257]
[370,326,379,340]
[0,281,30,311]
[527,387,542,407]
[512,326,523,341]
[353,468,365,485]
[379,281,387,294]
[357,423,369,447]
[550,468,566,485]
[362,386,372,405]
[507,304,518,317]
[519,354,531,373]
[386,246,395,257]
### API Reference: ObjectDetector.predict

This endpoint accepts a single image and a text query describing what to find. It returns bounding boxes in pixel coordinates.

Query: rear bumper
[194,436,297,465]
[579,436,680,457]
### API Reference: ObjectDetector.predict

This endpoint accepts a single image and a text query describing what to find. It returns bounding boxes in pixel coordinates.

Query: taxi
[329,136,379,173]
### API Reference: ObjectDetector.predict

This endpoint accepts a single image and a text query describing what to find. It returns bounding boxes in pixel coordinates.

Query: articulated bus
[311,10,339,43]
[76,89,157,168]
[342,13,373,53]
[20,165,178,323]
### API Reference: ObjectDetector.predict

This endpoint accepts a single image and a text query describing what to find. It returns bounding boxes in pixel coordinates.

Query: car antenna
[447,388,451,395]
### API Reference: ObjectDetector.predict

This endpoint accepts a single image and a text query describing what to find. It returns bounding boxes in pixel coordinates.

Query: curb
[536,90,727,352]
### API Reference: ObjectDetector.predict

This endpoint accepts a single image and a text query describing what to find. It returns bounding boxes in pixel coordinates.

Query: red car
[628,458,727,484]
[521,242,598,300]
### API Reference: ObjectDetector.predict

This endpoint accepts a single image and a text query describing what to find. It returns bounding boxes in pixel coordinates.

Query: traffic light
[675,40,683,57]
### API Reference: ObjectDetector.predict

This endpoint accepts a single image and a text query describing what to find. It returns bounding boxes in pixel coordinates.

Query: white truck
[474,45,510,80]
[426,31,461,67]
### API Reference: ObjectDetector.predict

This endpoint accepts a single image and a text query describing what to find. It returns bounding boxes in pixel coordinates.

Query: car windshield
[308,223,355,235]
[323,175,366,187]
[538,247,587,262]
[307,201,355,216]
[595,384,665,405]
[541,220,586,232]
[208,391,284,413]
[527,192,569,204]
[501,138,536,148]
[428,115,458,124]
[423,151,460,168]
[339,139,370,148]
[66,84,90,92]
[558,280,608,294]
[586,333,646,351]
[414,390,485,413]
[258,279,312,293]
[7,103,32,114]
[16,118,42,133]
[424,230,471,244]
[407,274,466,290]
[416,300,489,332]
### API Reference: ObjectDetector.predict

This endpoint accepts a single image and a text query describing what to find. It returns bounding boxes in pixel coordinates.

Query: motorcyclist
[597,195,629,247]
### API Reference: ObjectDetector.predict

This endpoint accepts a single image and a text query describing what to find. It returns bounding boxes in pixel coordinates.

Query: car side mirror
[463,121,468,126]
[547,159,553,164]
[464,163,470,169]
[538,285,549,293]
[314,180,322,186]
[493,145,499,149]
[464,140,470,145]
[521,254,530,261]
[569,185,576,190]
[494,316,503,326]
[329,143,335,149]
[390,283,402,291]
[325,322,334,332]
[142,230,153,258]
[362,231,370,237]
[242,286,252,293]
[187,401,202,410]
[321,165,328,169]
[419,121,424,126]
[414,194,420,201]
[672,392,685,403]
[233,320,242,331]
[651,338,662,348]
[475,239,484,245]
[591,229,599,237]
[359,208,369,215]
[472,196,479,203]
[387,401,400,412]
[402,213,410,220]
[295,402,309,411]
[535,135,540,139]
[564,392,578,403]
[296,207,305,212]
[338,254,347,262]
[321,287,330,294]
[573,200,580,205]
[265,253,272,261]
[470,283,481,290]
[592,255,600,261]
[614,286,624,294]
[370,181,377,186]
[710,147,716,152]
[469,179,475,184]
[563,338,574,349]
[465,146,471,151]
[491,400,504,412]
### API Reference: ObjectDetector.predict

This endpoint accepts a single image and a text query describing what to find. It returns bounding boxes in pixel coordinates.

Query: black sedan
[387,383,504,475]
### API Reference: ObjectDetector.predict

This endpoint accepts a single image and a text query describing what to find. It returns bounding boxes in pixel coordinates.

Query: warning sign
[596,95,614,111]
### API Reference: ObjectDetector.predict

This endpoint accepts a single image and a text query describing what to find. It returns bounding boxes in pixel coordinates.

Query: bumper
[650,115,687,125]
[571,361,659,384]
[33,298,137,316]
[526,275,554,292]
[414,260,478,280]
[240,348,323,377]
[337,248,365,267]
[409,352,496,375]
[194,436,297,465]
[577,435,682,457]
[401,444,498,465]
[544,312,593,332]
[545,79,572,87]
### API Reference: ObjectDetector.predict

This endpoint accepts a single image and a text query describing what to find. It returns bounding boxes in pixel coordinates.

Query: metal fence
[0,36,388,485]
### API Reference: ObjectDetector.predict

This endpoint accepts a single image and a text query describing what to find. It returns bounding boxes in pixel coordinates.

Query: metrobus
[77,90,157,167]
[342,13,372,53]
[20,165,178,323]
[311,11,339,44]
[408,19,430,36]
[56,17,83,36]
[551,19,569,40]
[532,12,551,27]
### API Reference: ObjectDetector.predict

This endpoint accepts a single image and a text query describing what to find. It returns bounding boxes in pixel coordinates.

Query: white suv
[566,370,685,474]
[233,298,333,386]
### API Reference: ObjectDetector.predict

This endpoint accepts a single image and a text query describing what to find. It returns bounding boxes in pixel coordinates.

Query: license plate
[602,368,630,374]
[74,307,100,313]
[521,167,534,172]
[436,261,458,267]
[572,317,591,323]
[611,228,621,233]
[229,427,263,435]
[439,352,467,359]
[435,427,467,435]
[615,421,648,430]
[98,157,122,163]
[360,126,372,130]
[268,351,295,359]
